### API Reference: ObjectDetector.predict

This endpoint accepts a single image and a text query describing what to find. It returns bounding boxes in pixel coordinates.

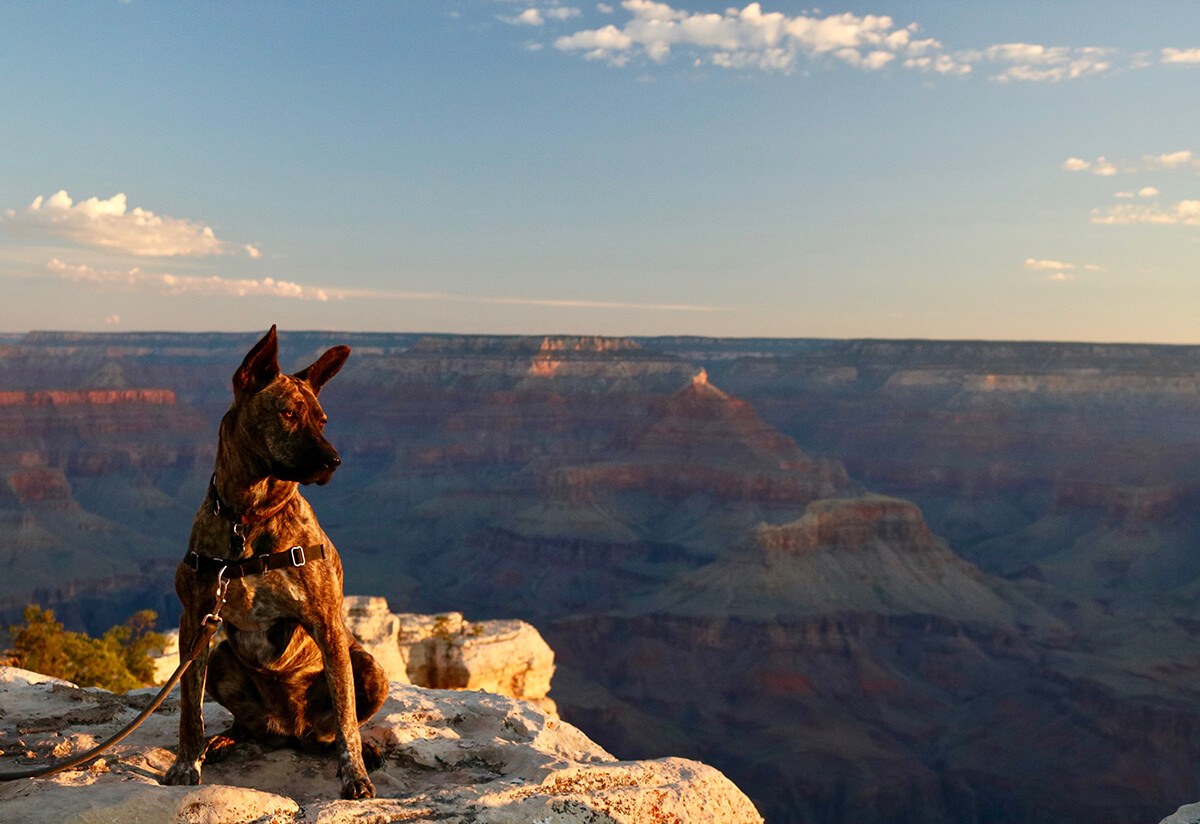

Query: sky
[2,1,1200,343]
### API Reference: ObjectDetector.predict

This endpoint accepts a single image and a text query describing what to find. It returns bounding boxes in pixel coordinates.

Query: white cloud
[1138,186,1160,197]
[554,1,944,72]
[1045,272,1077,281]
[545,6,581,20]
[1061,152,1197,175]
[516,8,544,25]
[1115,191,1135,198]
[1144,150,1194,169]
[45,258,329,300]
[3,191,254,258]
[1091,200,1200,226]
[543,2,1161,80]
[961,43,1115,83]
[1162,48,1200,64]
[1023,258,1075,270]
[1084,264,1106,271]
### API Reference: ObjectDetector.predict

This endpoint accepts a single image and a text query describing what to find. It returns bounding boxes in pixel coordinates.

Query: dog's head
[230,325,351,486]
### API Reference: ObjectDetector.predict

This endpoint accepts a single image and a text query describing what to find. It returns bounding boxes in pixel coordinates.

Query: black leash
[0,571,231,782]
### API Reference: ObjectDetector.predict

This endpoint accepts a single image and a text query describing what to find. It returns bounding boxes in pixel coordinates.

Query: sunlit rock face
[342,598,558,716]
[0,665,763,824]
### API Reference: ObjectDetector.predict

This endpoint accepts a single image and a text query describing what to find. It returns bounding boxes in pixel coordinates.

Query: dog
[164,325,388,799]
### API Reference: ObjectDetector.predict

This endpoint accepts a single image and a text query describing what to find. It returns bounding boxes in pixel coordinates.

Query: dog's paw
[341,773,376,799]
[361,739,384,772]
[202,733,241,764]
[163,758,202,786]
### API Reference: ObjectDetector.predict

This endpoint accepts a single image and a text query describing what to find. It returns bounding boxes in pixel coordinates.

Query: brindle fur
[163,326,388,799]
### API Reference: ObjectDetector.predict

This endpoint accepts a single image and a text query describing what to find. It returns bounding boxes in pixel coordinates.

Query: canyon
[4,331,1200,822]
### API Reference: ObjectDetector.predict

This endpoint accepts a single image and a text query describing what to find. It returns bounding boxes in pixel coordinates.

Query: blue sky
[2,1,1200,342]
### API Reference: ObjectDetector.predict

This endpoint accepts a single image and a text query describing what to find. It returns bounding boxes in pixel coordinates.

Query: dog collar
[208,474,296,526]
[184,544,327,579]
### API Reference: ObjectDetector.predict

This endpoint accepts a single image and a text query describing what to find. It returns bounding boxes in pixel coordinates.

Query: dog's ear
[295,345,351,395]
[233,325,281,396]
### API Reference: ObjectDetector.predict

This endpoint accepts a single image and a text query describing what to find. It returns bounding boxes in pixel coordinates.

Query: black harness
[183,474,326,578]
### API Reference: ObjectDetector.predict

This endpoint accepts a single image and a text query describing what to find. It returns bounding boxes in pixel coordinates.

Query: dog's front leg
[164,608,210,786]
[311,615,375,799]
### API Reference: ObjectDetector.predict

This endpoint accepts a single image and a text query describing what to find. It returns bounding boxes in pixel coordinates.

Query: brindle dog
[163,326,388,799]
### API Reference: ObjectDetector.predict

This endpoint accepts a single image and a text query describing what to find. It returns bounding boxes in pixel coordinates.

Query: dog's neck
[212,425,297,523]
[210,467,297,523]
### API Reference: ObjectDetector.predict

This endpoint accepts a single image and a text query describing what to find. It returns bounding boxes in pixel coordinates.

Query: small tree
[7,605,167,693]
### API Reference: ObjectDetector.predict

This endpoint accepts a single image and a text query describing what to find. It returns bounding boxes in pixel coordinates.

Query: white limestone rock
[0,665,763,824]
[1162,803,1200,824]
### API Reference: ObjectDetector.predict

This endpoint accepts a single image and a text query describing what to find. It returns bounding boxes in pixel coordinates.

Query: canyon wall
[3,331,1200,822]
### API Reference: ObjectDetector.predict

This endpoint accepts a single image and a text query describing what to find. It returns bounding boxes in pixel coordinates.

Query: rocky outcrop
[0,666,762,823]
[151,599,559,715]
[341,598,557,715]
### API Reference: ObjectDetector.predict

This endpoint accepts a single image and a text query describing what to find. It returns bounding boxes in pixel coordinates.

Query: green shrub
[7,605,167,693]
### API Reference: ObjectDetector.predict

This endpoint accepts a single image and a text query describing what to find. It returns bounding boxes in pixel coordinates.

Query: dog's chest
[222,573,304,631]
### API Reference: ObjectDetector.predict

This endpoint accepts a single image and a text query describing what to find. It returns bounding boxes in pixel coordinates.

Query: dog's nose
[326,454,341,469]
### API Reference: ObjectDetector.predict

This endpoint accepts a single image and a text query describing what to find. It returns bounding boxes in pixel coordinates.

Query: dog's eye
[282,410,296,419]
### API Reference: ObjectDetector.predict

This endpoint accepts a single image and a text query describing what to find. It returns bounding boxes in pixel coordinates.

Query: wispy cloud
[3,191,258,258]
[1023,258,1075,270]
[40,257,726,311]
[540,1,1194,80]
[1062,150,1198,175]
[1162,48,1200,64]
[45,258,326,299]
[1091,200,1200,226]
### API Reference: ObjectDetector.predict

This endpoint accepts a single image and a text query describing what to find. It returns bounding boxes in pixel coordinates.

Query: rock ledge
[0,666,762,823]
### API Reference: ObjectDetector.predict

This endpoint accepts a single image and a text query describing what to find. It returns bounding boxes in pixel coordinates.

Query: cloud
[1062,151,1197,175]
[1045,272,1077,281]
[41,257,726,312]
[1138,186,1160,197]
[1162,48,1200,64]
[3,191,256,258]
[1144,150,1194,169]
[960,43,1115,83]
[501,5,581,26]
[554,1,944,72]
[45,258,329,300]
[1084,264,1106,271]
[545,1,1138,79]
[1091,200,1200,226]
[1023,258,1075,270]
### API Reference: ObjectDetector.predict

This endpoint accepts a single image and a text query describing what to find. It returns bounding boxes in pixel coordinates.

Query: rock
[1162,803,1200,824]
[340,596,407,684]
[151,599,559,716]
[0,665,762,824]
[396,610,557,716]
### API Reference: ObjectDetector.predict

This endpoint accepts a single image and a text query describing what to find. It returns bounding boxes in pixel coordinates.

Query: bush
[7,605,167,693]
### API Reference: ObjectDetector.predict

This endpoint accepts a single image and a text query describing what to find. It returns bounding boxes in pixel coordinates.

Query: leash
[0,571,231,782]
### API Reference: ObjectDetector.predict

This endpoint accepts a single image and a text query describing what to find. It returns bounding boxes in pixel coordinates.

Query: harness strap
[185,544,325,579]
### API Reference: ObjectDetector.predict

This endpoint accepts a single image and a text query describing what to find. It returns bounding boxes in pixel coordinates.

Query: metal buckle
[289,545,306,567]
